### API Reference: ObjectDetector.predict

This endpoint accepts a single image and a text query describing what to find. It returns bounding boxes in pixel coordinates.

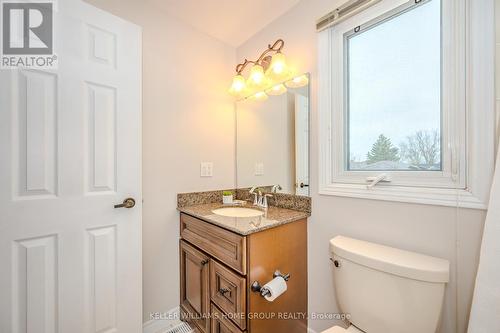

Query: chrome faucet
[262,194,273,209]
[249,187,272,209]
[249,187,260,206]
[271,184,282,193]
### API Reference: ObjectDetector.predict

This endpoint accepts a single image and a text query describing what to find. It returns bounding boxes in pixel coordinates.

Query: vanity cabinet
[179,212,308,333]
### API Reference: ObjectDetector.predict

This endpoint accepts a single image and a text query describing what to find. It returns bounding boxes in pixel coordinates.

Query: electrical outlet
[254,162,264,176]
[200,162,213,177]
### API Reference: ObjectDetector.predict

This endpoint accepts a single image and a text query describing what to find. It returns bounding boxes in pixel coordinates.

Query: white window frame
[318,0,495,209]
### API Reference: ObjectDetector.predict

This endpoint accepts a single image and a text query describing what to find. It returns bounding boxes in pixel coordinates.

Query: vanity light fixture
[229,39,306,101]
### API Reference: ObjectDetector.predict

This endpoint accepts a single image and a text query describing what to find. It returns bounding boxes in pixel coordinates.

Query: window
[346,0,441,172]
[318,0,495,208]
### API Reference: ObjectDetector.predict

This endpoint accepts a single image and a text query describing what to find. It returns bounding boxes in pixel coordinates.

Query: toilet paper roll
[262,276,287,302]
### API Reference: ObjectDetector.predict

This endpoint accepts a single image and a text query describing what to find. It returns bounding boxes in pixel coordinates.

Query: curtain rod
[316,0,382,31]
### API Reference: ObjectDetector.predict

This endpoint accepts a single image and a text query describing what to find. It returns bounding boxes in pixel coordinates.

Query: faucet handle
[262,193,273,208]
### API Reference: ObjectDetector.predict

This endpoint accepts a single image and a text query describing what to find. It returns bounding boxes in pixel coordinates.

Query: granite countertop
[178,202,310,235]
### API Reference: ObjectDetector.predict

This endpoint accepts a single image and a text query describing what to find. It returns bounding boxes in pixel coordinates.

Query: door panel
[187,258,203,313]
[0,1,142,332]
[12,235,58,333]
[180,241,210,333]
[85,82,117,193]
[15,69,58,198]
[87,225,117,332]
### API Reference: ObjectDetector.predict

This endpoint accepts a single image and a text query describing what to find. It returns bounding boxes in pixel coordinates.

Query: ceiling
[146,0,300,47]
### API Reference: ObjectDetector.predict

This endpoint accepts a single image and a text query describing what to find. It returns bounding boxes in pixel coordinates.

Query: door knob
[299,182,309,188]
[114,198,136,209]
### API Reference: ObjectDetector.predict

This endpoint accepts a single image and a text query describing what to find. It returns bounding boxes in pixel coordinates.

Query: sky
[347,0,441,162]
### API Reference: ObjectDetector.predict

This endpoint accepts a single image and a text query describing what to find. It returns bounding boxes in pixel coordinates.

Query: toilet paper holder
[251,270,290,297]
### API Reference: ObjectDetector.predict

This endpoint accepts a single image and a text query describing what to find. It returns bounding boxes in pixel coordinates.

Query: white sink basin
[212,207,264,218]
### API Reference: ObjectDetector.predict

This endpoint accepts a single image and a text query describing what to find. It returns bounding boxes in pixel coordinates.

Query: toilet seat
[321,325,364,333]
[321,326,347,333]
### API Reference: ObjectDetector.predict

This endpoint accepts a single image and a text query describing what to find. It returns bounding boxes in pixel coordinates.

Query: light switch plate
[200,162,213,177]
[254,162,264,176]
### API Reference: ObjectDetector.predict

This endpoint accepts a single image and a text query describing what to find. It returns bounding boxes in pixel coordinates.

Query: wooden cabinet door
[180,241,210,333]
[247,219,308,333]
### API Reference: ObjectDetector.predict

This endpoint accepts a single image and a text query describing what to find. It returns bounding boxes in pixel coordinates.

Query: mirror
[236,74,310,196]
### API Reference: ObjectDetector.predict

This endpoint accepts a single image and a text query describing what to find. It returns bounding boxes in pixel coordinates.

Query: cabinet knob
[200,259,209,266]
[218,288,230,296]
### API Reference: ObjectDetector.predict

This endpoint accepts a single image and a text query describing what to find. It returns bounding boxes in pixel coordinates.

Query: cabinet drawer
[211,304,245,333]
[180,213,247,274]
[210,260,246,330]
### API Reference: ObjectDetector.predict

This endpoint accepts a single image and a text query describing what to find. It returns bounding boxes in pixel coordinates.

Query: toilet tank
[330,236,449,333]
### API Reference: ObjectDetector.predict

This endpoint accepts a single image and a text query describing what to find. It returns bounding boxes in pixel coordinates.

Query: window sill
[319,183,487,209]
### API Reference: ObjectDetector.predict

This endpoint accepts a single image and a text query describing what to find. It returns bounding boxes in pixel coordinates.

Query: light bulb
[266,83,287,96]
[267,52,289,81]
[247,64,266,88]
[285,74,309,88]
[229,74,246,96]
[249,91,268,101]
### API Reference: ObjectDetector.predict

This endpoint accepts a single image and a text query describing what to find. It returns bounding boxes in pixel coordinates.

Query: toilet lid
[346,325,365,333]
[321,326,348,333]
[321,325,365,333]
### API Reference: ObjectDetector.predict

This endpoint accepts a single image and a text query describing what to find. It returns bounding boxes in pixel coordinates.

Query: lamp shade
[247,64,266,89]
[266,52,289,81]
[229,74,246,96]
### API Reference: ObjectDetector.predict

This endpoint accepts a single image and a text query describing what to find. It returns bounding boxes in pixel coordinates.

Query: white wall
[237,1,487,332]
[85,0,236,322]
[496,0,500,144]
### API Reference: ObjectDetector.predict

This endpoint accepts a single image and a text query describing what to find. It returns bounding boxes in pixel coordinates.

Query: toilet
[323,236,450,333]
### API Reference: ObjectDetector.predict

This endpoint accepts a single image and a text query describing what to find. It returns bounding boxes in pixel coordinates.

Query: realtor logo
[1,1,57,68]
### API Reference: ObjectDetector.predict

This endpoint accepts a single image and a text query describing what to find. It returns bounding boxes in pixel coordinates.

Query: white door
[295,94,309,196]
[0,1,142,333]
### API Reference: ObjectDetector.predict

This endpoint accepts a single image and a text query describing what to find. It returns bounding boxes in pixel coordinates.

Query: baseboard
[143,307,181,333]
